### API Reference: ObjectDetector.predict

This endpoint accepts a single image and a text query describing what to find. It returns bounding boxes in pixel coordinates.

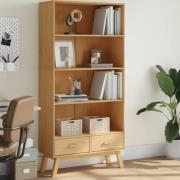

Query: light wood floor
[37,157,180,180]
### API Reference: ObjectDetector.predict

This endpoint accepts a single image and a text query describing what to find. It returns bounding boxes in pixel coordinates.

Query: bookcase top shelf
[55,99,123,105]
[55,67,124,71]
[54,0,125,6]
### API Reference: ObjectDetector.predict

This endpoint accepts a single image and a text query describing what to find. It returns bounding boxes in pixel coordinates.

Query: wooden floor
[37,157,180,180]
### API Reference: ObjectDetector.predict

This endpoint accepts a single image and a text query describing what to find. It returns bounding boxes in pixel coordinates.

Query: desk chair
[0,96,34,180]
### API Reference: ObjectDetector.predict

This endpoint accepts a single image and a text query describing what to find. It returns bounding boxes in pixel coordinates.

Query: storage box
[16,161,37,179]
[83,116,110,134]
[17,148,37,163]
[56,118,82,136]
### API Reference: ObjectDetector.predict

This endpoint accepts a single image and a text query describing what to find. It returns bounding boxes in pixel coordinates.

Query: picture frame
[55,40,75,68]
[0,17,19,72]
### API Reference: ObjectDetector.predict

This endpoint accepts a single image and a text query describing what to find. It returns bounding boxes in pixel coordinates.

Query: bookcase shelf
[39,0,125,177]
[55,131,123,139]
[55,99,123,105]
[55,34,125,38]
[55,67,124,71]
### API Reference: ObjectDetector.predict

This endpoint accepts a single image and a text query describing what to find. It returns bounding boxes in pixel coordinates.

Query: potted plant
[137,65,180,159]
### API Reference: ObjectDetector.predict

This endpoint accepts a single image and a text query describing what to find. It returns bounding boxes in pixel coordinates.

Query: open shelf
[55,67,124,71]
[55,99,123,105]
[55,131,124,139]
[55,0,125,6]
[55,34,125,38]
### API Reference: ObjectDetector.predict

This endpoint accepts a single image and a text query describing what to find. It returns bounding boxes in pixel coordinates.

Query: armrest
[0,120,34,131]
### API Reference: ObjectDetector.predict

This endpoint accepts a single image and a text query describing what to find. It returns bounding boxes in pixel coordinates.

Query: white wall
[0,0,180,173]
[125,0,180,146]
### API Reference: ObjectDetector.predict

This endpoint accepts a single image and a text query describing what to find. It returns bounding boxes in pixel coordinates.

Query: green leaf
[156,72,175,97]
[146,102,162,109]
[175,90,180,103]
[176,70,180,90]
[163,102,177,110]
[165,120,179,142]
[156,65,168,75]
[169,68,178,87]
[137,102,163,115]
[137,108,147,115]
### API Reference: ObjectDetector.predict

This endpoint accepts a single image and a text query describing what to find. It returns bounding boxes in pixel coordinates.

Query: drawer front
[91,133,124,152]
[17,148,37,163]
[55,137,90,155]
[16,161,37,179]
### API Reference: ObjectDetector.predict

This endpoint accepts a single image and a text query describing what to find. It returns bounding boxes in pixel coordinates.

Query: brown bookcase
[39,0,125,177]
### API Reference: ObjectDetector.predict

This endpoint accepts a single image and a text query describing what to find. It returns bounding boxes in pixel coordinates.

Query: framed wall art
[0,17,19,72]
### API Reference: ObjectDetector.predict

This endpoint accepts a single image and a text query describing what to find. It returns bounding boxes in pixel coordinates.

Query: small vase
[5,63,16,72]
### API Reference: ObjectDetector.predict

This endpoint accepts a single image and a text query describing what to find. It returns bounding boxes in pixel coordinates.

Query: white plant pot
[0,62,4,71]
[5,63,16,72]
[166,140,180,159]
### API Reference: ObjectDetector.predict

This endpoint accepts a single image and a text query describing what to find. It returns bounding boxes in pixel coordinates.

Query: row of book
[90,71,123,100]
[92,6,121,35]
[55,71,123,102]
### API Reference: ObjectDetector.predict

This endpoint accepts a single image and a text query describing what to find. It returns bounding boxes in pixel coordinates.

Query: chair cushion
[0,135,18,157]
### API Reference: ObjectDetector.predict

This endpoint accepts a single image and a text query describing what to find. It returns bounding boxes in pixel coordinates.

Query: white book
[115,72,123,98]
[104,71,111,99]
[90,71,108,100]
[104,71,115,100]
[113,74,118,99]
[92,8,108,35]
[115,8,121,35]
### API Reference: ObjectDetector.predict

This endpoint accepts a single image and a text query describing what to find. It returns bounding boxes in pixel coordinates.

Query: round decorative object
[66,15,74,26]
[70,9,83,23]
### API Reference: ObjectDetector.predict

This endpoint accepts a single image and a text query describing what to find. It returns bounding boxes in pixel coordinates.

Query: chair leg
[7,158,15,180]
[52,158,60,177]
[116,151,124,168]
[40,155,48,173]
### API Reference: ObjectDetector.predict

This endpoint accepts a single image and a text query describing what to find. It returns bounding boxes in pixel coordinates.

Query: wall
[0,0,180,174]
[0,0,39,174]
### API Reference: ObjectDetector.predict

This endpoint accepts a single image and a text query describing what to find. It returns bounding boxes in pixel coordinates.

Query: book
[115,72,123,98]
[90,71,108,100]
[86,63,113,68]
[114,8,121,35]
[55,94,88,102]
[92,8,108,35]
[104,71,113,100]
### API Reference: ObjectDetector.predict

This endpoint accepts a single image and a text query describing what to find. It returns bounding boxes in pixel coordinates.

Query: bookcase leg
[116,151,124,168]
[40,155,48,173]
[52,158,60,177]
[105,155,111,166]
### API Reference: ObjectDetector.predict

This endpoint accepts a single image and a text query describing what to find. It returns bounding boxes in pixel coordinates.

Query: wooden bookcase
[39,0,125,177]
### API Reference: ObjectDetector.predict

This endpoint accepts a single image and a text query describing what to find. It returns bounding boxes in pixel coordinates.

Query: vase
[166,140,180,159]
[5,63,16,71]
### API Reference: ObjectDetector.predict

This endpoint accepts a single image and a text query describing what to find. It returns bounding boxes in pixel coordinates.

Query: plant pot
[5,63,16,71]
[0,62,4,71]
[166,140,180,159]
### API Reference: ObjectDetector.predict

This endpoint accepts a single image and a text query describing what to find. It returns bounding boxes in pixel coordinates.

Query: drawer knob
[67,143,77,149]
[102,142,110,146]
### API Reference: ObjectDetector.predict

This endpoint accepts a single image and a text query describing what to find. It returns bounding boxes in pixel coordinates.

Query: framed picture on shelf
[55,40,75,68]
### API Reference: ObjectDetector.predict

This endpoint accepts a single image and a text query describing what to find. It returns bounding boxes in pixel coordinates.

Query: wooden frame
[39,0,125,177]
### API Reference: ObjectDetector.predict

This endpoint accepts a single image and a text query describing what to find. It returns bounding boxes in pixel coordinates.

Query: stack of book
[55,94,88,102]
[90,71,123,100]
[92,6,121,35]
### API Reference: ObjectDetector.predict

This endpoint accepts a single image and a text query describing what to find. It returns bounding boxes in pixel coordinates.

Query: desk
[0,106,41,114]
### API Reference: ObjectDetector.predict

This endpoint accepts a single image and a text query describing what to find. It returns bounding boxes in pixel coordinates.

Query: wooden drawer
[55,137,90,155]
[91,133,124,152]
